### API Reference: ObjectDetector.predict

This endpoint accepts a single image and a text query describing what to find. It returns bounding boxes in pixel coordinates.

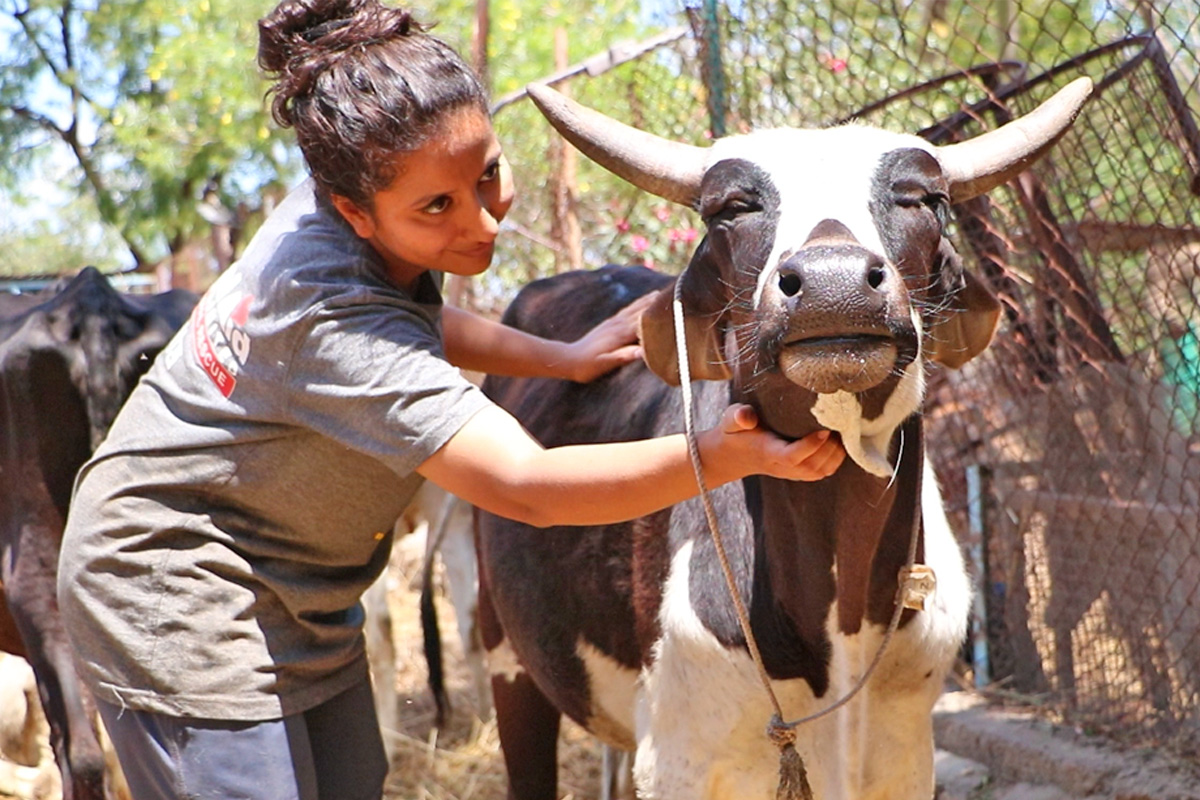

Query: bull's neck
[746,414,925,684]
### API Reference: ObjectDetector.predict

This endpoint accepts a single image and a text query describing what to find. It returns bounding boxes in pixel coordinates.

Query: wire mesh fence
[491,0,1200,757]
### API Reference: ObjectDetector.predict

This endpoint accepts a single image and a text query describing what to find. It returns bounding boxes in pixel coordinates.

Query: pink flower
[655,206,671,222]
[631,234,650,253]
[616,218,630,232]
[819,52,848,74]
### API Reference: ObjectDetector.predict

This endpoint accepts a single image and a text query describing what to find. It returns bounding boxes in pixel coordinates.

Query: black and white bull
[476,77,1092,800]
[0,267,196,800]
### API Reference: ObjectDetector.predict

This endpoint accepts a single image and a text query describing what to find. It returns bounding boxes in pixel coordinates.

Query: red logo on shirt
[192,290,254,398]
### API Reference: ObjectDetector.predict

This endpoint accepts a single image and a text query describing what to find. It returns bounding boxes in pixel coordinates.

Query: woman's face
[332,106,514,292]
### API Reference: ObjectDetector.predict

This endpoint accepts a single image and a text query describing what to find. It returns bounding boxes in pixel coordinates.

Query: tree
[474,0,707,301]
[0,0,689,293]
[0,191,129,276]
[0,0,302,283]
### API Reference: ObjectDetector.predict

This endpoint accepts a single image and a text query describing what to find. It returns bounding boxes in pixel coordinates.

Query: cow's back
[484,264,672,441]
[478,265,678,744]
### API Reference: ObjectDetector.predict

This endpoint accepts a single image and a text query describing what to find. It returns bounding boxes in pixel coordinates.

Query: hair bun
[258,0,421,75]
[256,0,486,208]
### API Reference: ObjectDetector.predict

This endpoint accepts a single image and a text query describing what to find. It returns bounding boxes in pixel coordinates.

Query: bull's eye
[922,193,949,227]
[894,184,949,226]
[778,272,802,297]
[700,188,761,222]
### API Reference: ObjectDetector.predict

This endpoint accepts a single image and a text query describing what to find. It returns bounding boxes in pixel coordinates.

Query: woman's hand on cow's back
[559,292,657,383]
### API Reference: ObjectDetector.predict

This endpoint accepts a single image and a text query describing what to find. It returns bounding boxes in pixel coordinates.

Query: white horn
[527,83,709,208]
[938,76,1094,202]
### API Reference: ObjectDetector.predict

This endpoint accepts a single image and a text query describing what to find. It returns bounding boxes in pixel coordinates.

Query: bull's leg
[600,745,636,800]
[493,670,561,800]
[477,561,560,800]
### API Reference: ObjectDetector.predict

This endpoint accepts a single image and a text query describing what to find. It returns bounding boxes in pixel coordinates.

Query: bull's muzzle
[769,234,912,395]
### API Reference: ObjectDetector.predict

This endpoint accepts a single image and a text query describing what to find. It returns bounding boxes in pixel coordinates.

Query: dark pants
[97,679,389,800]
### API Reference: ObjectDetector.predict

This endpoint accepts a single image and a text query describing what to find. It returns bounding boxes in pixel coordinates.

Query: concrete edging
[933,692,1200,800]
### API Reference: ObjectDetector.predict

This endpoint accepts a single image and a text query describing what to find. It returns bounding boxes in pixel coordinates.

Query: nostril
[866,266,886,291]
[779,272,802,298]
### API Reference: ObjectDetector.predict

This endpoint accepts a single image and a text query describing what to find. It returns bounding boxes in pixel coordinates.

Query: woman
[57,1,845,798]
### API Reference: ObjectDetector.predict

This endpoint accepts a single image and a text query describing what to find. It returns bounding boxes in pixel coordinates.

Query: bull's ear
[926,269,1002,369]
[638,275,732,386]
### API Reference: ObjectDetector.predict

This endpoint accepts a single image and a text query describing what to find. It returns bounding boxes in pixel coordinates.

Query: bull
[475,76,1092,800]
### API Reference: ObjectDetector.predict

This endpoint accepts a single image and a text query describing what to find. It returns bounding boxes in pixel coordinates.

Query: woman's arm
[441,298,652,383]
[417,403,845,528]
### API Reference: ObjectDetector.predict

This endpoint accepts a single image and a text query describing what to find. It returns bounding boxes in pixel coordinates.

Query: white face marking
[706,124,936,308]
[811,360,926,478]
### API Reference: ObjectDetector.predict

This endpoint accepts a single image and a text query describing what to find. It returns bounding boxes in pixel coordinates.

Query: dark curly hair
[258,0,489,209]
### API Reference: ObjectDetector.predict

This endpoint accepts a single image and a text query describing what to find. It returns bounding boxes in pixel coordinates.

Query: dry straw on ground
[380,532,608,800]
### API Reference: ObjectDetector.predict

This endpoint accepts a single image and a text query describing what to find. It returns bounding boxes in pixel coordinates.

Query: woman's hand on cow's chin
[699,404,846,484]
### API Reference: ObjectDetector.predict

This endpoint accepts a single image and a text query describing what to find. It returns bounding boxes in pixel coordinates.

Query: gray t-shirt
[58,180,491,720]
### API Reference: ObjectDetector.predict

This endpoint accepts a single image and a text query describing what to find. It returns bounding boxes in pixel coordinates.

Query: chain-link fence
[492,0,1200,757]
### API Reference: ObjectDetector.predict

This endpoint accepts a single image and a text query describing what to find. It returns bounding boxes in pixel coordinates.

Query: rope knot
[766,714,796,748]
[769,715,814,800]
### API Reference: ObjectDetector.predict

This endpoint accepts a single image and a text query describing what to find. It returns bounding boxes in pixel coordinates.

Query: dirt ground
[378,534,608,800]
